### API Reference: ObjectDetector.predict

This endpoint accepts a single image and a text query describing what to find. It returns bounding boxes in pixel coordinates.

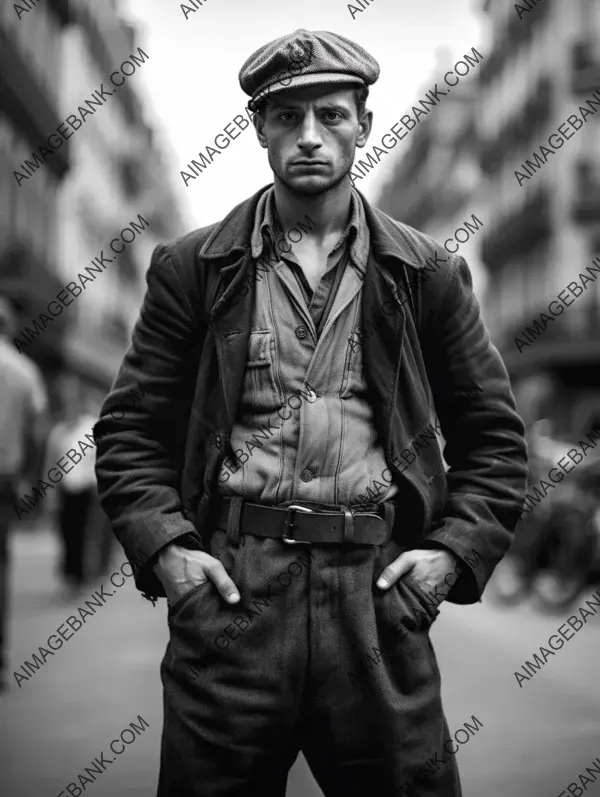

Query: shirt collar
[250,186,370,275]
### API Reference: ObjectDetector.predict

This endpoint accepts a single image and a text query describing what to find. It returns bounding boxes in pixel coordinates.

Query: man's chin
[283,174,337,195]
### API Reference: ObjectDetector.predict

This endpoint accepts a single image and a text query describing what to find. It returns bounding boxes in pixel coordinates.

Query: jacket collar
[198,183,424,271]
[249,185,370,274]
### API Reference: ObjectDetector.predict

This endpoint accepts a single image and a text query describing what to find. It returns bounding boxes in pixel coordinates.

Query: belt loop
[227,496,244,548]
[342,506,355,545]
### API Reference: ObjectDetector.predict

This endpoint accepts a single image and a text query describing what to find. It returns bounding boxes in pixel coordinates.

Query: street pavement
[1,528,599,797]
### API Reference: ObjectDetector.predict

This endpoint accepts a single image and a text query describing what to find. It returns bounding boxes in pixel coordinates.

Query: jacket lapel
[209,250,255,438]
[362,252,407,456]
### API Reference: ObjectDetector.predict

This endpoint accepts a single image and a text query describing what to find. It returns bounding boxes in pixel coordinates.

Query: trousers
[57,487,95,587]
[0,478,15,676]
[158,521,461,797]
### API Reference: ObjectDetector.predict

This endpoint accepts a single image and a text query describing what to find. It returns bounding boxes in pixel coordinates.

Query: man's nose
[297,111,322,150]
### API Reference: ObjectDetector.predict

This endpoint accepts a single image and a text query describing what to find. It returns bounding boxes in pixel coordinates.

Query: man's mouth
[292,160,328,166]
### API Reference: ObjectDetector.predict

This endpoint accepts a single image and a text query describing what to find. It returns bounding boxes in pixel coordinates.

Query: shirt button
[215,436,222,449]
[295,326,308,340]
[304,385,317,401]
[300,469,313,482]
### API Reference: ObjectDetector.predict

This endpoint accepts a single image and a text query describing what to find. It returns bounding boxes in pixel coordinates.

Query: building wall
[477,0,600,438]
[377,1,600,440]
[56,0,188,403]
[0,0,71,386]
[479,0,600,346]
[376,62,484,295]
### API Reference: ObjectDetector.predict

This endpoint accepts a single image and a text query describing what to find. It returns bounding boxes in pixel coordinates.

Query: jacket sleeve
[93,242,207,598]
[420,254,529,604]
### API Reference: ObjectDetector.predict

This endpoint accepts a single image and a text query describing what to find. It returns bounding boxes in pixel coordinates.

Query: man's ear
[252,109,269,149]
[356,109,373,149]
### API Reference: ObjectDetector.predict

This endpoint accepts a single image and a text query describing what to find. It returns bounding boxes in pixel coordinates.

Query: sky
[121,0,483,230]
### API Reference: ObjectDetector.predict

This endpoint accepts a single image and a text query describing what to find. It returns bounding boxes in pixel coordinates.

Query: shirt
[217,187,398,508]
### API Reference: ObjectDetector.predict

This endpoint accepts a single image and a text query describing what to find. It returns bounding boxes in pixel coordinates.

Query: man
[0,297,48,691]
[94,29,528,797]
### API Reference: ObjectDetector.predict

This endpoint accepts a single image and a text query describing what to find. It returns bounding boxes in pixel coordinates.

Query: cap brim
[249,72,366,111]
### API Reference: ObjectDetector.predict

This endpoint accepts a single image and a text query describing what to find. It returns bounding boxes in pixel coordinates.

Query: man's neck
[272,175,353,245]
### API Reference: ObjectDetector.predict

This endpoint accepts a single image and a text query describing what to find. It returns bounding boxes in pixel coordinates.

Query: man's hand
[376,548,465,605]
[154,543,240,606]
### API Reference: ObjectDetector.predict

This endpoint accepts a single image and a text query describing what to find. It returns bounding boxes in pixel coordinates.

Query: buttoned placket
[222,185,393,507]
[273,258,366,502]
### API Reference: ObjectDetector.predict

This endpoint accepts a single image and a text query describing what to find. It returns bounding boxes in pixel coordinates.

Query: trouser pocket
[396,572,441,633]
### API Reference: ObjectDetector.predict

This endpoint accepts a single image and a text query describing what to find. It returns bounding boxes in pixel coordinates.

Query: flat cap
[240,29,380,112]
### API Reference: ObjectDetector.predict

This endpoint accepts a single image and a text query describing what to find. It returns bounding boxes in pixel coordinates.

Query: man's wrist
[423,542,466,576]
[440,548,466,575]
[152,533,203,574]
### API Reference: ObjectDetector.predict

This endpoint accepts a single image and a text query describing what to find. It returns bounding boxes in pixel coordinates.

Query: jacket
[93,184,528,604]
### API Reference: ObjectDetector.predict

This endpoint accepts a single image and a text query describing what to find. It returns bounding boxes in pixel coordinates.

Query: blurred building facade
[1,0,188,415]
[376,50,485,296]
[477,0,600,438]
[58,0,188,409]
[376,0,600,440]
[0,0,72,382]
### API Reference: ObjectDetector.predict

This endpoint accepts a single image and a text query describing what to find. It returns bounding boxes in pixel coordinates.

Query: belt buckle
[282,504,313,544]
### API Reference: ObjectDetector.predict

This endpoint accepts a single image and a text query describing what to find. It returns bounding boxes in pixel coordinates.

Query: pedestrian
[490,421,553,605]
[530,478,598,610]
[0,296,48,691]
[491,418,600,611]
[94,29,528,797]
[79,393,117,582]
[47,376,98,599]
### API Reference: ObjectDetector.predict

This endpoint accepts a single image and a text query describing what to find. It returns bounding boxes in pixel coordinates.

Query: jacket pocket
[241,330,283,413]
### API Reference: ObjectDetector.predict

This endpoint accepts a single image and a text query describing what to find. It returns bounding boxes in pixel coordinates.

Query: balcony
[0,31,70,180]
[480,77,552,176]
[479,47,504,89]
[481,187,551,272]
[499,289,600,376]
[571,42,600,95]
[74,4,142,127]
[48,0,72,25]
[115,247,139,284]
[573,160,600,223]
[479,0,552,87]
[118,155,143,199]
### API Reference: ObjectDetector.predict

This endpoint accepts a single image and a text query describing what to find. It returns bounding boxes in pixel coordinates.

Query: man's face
[253,85,372,195]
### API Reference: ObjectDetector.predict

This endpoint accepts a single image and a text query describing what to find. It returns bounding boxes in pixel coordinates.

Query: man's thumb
[376,551,416,589]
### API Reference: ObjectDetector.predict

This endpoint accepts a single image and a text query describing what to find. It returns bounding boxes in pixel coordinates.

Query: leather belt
[217,497,392,546]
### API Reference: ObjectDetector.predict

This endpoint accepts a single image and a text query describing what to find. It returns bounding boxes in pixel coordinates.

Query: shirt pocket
[242,330,283,414]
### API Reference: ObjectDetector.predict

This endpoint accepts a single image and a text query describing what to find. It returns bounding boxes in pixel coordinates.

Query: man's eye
[322,111,343,121]
[278,112,297,121]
